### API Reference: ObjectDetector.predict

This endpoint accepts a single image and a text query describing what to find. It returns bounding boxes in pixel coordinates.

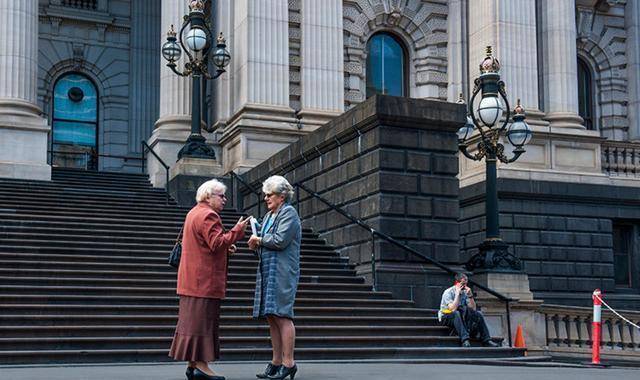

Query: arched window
[51,73,98,170]
[366,33,407,98]
[577,58,594,130]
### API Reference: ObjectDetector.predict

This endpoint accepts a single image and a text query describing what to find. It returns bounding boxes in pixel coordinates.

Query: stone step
[0,346,525,365]
[0,215,316,235]
[0,335,466,351]
[0,313,434,327]
[0,253,351,270]
[0,250,347,264]
[0,277,378,294]
[0,294,414,309]
[0,260,352,278]
[0,324,446,338]
[2,304,432,319]
[0,269,364,286]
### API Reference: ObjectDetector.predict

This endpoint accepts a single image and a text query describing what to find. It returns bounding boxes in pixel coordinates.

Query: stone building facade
[0,0,639,306]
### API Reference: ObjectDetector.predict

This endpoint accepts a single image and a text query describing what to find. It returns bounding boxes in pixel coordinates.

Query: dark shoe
[186,367,195,380]
[268,363,297,380]
[257,363,281,379]
[461,339,471,347]
[193,368,225,380]
[483,340,500,347]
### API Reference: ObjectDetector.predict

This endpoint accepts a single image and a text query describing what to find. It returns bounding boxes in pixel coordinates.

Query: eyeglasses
[213,193,226,199]
[264,193,276,198]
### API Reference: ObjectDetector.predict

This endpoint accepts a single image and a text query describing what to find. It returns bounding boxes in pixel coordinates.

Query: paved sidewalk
[1,361,638,380]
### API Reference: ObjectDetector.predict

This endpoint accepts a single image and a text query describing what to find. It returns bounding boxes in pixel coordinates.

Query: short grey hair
[262,175,294,203]
[196,179,227,202]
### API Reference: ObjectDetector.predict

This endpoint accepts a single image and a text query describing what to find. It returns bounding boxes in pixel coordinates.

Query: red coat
[177,202,245,299]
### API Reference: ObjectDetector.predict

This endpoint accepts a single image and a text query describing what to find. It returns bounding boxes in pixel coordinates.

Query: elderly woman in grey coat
[247,175,301,380]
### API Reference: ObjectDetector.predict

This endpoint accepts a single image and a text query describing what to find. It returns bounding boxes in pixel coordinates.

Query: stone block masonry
[240,95,466,308]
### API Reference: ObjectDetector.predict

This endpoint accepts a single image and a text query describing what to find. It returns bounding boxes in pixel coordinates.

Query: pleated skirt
[169,296,221,362]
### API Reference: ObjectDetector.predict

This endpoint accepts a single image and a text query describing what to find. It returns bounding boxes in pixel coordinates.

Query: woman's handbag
[168,226,183,269]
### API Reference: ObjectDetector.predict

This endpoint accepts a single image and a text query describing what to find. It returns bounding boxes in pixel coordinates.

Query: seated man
[438,273,499,347]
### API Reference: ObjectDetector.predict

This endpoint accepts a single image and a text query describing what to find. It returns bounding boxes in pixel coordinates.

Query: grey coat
[252,204,301,319]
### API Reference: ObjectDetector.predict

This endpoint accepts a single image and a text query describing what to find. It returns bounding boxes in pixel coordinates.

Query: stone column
[298,0,344,127]
[219,0,297,173]
[0,0,51,180]
[540,0,584,129]
[627,0,640,141]
[148,0,192,187]
[447,0,467,102]
[468,0,540,112]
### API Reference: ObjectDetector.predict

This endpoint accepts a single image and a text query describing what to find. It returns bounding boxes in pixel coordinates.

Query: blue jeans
[440,308,491,343]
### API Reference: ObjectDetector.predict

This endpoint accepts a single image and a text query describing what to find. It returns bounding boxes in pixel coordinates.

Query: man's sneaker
[461,340,471,347]
[483,340,500,347]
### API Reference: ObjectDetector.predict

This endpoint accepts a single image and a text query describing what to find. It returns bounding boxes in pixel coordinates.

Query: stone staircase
[0,168,525,364]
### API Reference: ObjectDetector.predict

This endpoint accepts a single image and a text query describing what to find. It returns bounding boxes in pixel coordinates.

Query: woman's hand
[235,216,250,231]
[247,234,260,250]
[227,244,237,255]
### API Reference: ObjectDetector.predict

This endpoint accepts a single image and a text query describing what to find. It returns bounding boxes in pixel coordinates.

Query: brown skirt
[169,296,221,362]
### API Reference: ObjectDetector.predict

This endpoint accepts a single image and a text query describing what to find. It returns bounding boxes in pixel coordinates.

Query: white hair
[195,179,227,202]
[262,175,294,203]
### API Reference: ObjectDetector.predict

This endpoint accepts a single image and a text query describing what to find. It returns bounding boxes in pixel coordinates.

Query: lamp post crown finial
[167,24,177,38]
[189,0,205,13]
[217,32,226,45]
[514,98,525,115]
[479,45,501,75]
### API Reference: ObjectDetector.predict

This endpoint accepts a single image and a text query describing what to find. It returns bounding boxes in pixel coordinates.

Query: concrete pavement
[1,361,638,380]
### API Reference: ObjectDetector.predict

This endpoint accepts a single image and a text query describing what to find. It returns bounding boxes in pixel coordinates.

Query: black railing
[141,140,170,205]
[231,173,515,347]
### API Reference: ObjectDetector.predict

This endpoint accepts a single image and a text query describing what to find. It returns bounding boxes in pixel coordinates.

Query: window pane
[366,34,405,98]
[53,73,97,122]
[52,120,96,146]
[612,225,631,287]
[577,59,593,130]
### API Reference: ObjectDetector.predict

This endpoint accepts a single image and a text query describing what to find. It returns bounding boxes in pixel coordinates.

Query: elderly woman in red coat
[169,179,248,380]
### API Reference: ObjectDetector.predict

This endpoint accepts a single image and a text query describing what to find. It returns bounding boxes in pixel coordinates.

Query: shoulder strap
[176,225,184,243]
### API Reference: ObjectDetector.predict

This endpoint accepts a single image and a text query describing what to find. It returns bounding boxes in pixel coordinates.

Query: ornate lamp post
[458,46,533,272]
[161,0,231,160]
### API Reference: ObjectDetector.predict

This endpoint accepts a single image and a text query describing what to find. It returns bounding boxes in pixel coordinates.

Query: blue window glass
[366,33,406,98]
[51,73,98,170]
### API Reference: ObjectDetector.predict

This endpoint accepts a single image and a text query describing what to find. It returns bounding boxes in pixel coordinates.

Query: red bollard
[591,289,602,365]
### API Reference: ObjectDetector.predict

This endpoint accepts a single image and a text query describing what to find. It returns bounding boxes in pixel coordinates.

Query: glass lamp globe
[161,40,182,62]
[477,96,503,127]
[185,27,207,51]
[457,116,475,142]
[507,118,532,147]
[212,45,231,68]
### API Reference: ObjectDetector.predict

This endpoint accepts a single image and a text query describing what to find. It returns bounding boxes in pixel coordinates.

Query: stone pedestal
[474,271,545,351]
[0,0,51,181]
[168,157,225,207]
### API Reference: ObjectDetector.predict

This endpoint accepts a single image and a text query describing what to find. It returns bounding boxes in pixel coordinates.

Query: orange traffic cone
[514,324,527,354]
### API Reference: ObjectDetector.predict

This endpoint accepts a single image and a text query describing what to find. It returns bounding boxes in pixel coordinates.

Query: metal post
[506,300,513,347]
[485,155,499,239]
[165,167,170,205]
[140,141,145,173]
[371,230,377,292]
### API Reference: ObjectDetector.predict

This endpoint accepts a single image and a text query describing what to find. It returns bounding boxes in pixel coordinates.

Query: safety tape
[594,293,640,330]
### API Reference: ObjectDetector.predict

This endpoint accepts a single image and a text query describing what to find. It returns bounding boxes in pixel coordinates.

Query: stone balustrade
[542,304,640,352]
[602,141,640,177]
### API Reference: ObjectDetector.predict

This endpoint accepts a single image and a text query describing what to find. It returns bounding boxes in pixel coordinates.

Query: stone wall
[460,178,640,304]
[239,95,465,308]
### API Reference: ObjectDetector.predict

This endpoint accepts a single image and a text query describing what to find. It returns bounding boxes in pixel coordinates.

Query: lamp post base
[465,239,522,272]
[177,134,217,160]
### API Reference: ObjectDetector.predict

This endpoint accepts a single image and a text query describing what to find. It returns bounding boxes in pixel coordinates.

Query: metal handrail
[230,173,515,346]
[228,171,261,217]
[141,140,170,205]
[294,182,514,346]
